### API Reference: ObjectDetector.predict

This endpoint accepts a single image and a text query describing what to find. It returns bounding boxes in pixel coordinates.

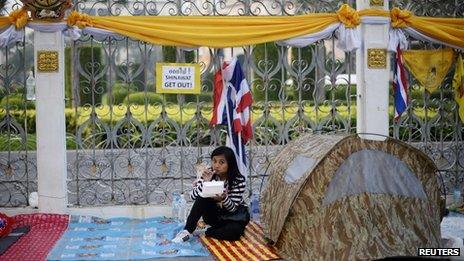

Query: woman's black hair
[211,146,244,188]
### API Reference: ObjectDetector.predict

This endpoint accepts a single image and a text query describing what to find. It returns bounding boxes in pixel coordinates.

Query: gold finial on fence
[160,160,168,174]
[128,161,134,174]
[91,162,97,175]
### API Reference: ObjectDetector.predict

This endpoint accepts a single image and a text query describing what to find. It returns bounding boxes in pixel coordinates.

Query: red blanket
[0,214,69,261]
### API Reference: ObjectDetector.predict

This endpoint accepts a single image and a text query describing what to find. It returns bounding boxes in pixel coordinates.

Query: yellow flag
[452,54,464,123]
[402,48,454,93]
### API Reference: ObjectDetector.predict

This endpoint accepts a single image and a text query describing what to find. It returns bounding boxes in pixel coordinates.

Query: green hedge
[101,83,133,105]
[0,100,459,151]
[103,86,213,105]
[329,85,357,101]
[0,133,77,150]
[162,46,195,63]
[290,46,316,101]
[252,43,281,101]
[163,93,212,103]
[0,133,36,150]
[115,63,146,92]
[0,93,35,110]
[123,92,163,104]
[65,46,107,106]
[252,44,328,102]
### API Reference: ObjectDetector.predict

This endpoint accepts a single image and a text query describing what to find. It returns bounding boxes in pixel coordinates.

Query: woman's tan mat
[199,221,280,261]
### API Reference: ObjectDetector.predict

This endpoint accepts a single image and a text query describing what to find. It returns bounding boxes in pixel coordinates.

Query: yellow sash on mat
[402,48,455,93]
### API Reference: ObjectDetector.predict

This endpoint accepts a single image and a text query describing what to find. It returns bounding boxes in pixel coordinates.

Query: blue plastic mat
[47,216,209,260]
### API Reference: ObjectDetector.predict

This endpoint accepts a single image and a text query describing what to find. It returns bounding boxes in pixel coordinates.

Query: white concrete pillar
[356,0,390,141]
[34,31,68,213]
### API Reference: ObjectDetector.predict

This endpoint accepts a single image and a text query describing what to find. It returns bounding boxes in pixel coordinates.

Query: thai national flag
[211,57,252,176]
[393,45,409,121]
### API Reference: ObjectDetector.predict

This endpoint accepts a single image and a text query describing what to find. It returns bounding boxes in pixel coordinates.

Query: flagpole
[237,132,245,176]
[219,55,247,178]
[218,56,234,148]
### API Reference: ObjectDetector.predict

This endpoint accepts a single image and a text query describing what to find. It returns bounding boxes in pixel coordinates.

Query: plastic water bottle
[171,192,180,220]
[250,194,260,222]
[26,71,36,101]
[178,194,187,223]
[453,186,462,205]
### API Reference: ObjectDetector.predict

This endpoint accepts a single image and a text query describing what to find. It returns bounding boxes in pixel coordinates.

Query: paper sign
[155,63,201,94]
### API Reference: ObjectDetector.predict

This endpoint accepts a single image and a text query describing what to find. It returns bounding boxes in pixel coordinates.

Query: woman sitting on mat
[172,146,250,243]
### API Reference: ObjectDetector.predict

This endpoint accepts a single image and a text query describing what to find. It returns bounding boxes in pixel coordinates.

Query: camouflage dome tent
[261,134,442,260]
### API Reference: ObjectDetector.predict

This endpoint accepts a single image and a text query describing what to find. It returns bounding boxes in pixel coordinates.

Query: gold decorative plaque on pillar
[37,51,59,72]
[369,0,384,7]
[367,48,387,69]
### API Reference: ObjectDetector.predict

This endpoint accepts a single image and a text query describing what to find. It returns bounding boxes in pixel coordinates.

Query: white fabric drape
[28,22,82,40]
[388,29,408,52]
[387,27,464,52]
[277,23,339,47]
[277,23,362,52]
[0,21,200,48]
[0,25,24,47]
[28,22,67,32]
[336,24,361,52]
[277,17,393,52]
[82,27,119,41]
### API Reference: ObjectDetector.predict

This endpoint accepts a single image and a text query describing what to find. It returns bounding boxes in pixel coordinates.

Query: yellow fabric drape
[390,8,412,28]
[409,17,464,49]
[67,11,93,29]
[0,8,29,29]
[72,14,339,48]
[387,7,464,48]
[336,4,360,28]
[358,9,390,18]
[64,4,365,48]
[9,8,28,29]
[0,6,463,49]
[0,17,10,28]
[452,54,464,123]
[402,48,454,93]
[63,7,464,49]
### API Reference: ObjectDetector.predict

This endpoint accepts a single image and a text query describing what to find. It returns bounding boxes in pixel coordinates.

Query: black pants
[184,197,249,241]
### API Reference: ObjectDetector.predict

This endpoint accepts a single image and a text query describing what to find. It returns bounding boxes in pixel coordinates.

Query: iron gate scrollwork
[67,0,357,206]
[0,0,463,207]
[67,0,463,206]
[0,21,36,207]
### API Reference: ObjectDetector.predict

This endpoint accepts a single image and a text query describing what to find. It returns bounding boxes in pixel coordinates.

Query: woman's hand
[212,192,226,202]
[201,168,214,181]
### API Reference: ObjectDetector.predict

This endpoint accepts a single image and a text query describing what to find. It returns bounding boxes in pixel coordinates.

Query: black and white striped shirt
[190,174,246,212]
